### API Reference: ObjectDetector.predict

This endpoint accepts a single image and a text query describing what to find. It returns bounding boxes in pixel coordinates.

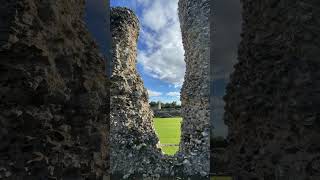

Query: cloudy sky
[85,0,111,64]
[211,0,242,137]
[111,0,184,104]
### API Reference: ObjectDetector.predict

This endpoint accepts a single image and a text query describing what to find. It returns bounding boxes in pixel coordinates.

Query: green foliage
[149,101,181,108]
[149,101,157,107]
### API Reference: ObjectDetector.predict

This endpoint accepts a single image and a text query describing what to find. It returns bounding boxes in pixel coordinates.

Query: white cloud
[137,0,185,87]
[147,89,162,97]
[166,92,180,97]
[140,0,178,32]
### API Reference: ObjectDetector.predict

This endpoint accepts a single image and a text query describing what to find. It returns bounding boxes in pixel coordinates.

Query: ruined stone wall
[110,5,210,178]
[224,0,320,179]
[0,0,109,179]
[110,7,164,177]
[178,0,210,175]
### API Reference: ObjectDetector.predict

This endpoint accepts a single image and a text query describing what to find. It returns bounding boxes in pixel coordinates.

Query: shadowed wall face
[224,0,320,179]
[0,0,109,179]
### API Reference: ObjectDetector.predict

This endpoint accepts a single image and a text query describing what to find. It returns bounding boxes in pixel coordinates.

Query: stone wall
[110,4,210,177]
[0,0,109,179]
[178,0,210,175]
[224,0,320,179]
[0,0,212,178]
[110,7,164,177]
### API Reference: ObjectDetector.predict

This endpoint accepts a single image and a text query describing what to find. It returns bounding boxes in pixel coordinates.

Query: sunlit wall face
[110,0,185,106]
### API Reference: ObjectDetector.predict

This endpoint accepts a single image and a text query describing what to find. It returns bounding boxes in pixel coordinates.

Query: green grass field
[153,117,182,155]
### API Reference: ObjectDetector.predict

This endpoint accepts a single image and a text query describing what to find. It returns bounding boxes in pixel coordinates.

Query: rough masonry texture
[110,3,210,178]
[110,7,164,177]
[178,0,210,175]
[224,0,320,179]
[0,0,109,179]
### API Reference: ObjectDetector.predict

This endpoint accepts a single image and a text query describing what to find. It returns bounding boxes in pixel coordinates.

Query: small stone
[201,131,208,137]
[123,174,130,179]
[200,171,207,176]
[5,171,11,177]
[183,159,191,166]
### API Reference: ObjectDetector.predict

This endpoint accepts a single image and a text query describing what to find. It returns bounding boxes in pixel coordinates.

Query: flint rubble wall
[0,0,109,179]
[224,0,320,179]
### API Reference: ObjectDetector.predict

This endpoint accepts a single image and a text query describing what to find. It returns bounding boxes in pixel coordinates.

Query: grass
[153,117,182,155]
[154,118,233,179]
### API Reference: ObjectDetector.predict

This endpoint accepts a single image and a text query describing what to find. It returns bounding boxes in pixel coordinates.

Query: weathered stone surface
[110,4,210,177]
[224,0,320,179]
[178,0,210,175]
[0,0,109,179]
[110,7,164,177]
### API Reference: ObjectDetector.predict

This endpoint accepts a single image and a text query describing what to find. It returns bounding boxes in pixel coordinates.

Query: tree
[149,101,157,107]
[171,101,177,108]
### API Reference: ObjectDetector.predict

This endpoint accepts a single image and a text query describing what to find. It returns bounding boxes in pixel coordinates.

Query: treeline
[149,101,181,109]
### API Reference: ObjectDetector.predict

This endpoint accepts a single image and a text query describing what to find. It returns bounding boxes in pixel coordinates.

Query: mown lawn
[153,117,182,155]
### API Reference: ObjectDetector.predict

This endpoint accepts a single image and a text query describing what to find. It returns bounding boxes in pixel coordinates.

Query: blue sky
[111,0,184,104]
